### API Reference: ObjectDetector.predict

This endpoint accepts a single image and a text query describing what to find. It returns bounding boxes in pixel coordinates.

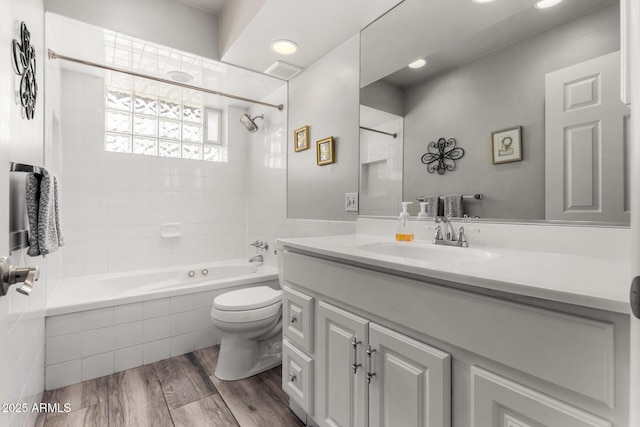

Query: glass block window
[205,108,221,144]
[104,86,225,162]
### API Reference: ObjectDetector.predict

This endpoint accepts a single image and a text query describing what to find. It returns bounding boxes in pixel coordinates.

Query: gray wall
[287,34,360,221]
[403,4,620,219]
[361,80,404,117]
[45,0,219,60]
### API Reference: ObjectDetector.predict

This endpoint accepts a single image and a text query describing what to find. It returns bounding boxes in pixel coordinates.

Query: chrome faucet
[433,217,468,247]
[249,255,264,263]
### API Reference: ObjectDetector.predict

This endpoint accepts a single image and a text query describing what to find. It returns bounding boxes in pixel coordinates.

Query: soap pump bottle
[396,202,414,242]
[418,202,429,220]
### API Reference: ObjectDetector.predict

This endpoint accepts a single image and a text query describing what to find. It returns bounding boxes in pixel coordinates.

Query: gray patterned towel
[443,194,463,218]
[424,195,440,217]
[26,168,64,257]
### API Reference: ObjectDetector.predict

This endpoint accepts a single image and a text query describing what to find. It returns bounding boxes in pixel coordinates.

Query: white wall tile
[194,290,218,309]
[171,294,194,313]
[114,345,143,373]
[171,312,194,336]
[114,322,143,349]
[115,303,143,324]
[194,328,217,350]
[143,339,171,364]
[46,333,81,365]
[81,352,114,381]
[82,327,114,356]
[143,316,171,342]
[46,359,82,391]
[170,333,195,357]
[46,313,81,337]
[143,298,171,319]
[193,308,212,331]
[81,307,114,331]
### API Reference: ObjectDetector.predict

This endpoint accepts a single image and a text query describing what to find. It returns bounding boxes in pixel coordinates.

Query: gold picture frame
[491,126,522,164]
[294,125,309,152]
[317,136,335,166]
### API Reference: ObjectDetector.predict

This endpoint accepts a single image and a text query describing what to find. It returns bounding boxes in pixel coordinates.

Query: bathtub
[44,260,278,390]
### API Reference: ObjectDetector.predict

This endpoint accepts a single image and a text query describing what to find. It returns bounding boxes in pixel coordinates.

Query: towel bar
[10,162,41,175]
[417,193,483,202]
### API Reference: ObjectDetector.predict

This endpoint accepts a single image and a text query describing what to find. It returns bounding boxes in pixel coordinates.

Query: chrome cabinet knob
[289,315,297,324]
[289,373,296,382]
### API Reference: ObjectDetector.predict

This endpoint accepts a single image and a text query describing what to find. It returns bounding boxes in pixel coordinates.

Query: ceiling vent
[264,61,302,80]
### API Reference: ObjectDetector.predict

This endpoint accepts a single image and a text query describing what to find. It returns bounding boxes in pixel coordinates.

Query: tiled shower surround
[44,282,280,390]
[59,71,250,278]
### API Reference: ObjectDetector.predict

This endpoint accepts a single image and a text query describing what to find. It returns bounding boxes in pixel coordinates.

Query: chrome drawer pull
[366,345,377,384]
[352,337,362,374]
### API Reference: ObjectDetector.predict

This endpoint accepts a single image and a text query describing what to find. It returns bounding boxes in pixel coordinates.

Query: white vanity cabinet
[280,246,630,427]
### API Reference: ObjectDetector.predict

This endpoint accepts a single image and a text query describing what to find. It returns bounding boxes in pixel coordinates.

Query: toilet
[210,285,283,381]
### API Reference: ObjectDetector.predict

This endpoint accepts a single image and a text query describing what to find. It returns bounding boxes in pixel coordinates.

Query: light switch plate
[345,192,358,212]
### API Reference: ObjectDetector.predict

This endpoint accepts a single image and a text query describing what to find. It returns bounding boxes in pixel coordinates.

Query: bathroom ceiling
[175,0,228,14]
[219,0,404,74]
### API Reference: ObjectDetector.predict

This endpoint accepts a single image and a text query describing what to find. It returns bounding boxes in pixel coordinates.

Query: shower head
[239,114,264,133]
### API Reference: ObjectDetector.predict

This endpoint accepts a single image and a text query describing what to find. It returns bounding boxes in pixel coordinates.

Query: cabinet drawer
[471,366,611,427]
[283,339,314,415]
[283,286,314,353]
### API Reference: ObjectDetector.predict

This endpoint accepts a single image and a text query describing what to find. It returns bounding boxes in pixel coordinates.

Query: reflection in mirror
[359,106,403,216]
[360,0,629,225]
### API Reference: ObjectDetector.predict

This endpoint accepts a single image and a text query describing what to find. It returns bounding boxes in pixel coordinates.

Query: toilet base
[214,324,282,381]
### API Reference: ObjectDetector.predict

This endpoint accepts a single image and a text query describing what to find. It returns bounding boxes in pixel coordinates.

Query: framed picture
[491,126,522,164]
[294,125,309,152]
[317,136,335,165]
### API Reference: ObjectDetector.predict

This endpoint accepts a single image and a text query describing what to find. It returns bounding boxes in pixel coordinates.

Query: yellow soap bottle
[396,202,414,242]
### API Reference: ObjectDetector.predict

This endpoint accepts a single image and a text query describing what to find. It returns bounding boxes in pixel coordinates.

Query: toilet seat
[211,301,281,323]
[213,286,282,311]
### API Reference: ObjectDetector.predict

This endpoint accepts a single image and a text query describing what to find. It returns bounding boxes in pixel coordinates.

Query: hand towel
[26,167,64,257]
[424,195,440,217]
[443,194,464,218]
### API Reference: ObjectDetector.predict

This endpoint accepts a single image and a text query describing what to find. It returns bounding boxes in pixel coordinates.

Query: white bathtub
[47,260,278,316]
[44,260,278,390]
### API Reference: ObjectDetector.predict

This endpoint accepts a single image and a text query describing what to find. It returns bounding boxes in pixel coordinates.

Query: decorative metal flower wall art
[421,137,465,175]
[12,22,38,120]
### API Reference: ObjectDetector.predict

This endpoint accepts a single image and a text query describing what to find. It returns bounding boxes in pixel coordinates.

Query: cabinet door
[317,301,369,427]
[471,366,611,427]
[368,323,451,427]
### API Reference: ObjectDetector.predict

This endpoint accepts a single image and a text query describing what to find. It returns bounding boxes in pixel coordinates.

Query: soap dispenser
[418,202,429,220]
[396,202,414,242]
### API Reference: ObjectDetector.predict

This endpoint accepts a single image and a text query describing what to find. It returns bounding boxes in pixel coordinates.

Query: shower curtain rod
[359,126,397,139]
[47,50,284,111]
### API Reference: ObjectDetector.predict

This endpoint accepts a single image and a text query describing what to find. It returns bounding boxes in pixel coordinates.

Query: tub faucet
[249,255,264,264]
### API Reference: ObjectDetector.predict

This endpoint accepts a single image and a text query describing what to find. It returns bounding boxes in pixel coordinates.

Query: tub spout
[249,255,264,264]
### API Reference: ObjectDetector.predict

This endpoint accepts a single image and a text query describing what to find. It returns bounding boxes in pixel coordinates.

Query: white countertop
[279,234,631,314]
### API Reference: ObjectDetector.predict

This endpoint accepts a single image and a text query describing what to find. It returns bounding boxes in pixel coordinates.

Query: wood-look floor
[36,346,303,427]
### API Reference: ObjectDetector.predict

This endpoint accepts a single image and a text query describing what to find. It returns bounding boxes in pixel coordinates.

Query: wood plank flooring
[36,346,303,427]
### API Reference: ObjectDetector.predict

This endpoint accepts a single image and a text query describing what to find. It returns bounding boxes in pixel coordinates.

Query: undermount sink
[356,241,500,264]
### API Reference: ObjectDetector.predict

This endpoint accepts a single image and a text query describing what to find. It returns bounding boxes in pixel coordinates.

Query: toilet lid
[213,286,282,311]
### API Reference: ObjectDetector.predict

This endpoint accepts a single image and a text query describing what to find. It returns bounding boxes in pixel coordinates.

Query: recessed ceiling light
[535,0,563,9]
[408,59,427,69]
[271,40,298,55]
[472,0,496,3]
[165,70,194,83]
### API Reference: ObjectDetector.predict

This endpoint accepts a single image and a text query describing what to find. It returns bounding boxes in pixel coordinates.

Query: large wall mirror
[360,0,629,225]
